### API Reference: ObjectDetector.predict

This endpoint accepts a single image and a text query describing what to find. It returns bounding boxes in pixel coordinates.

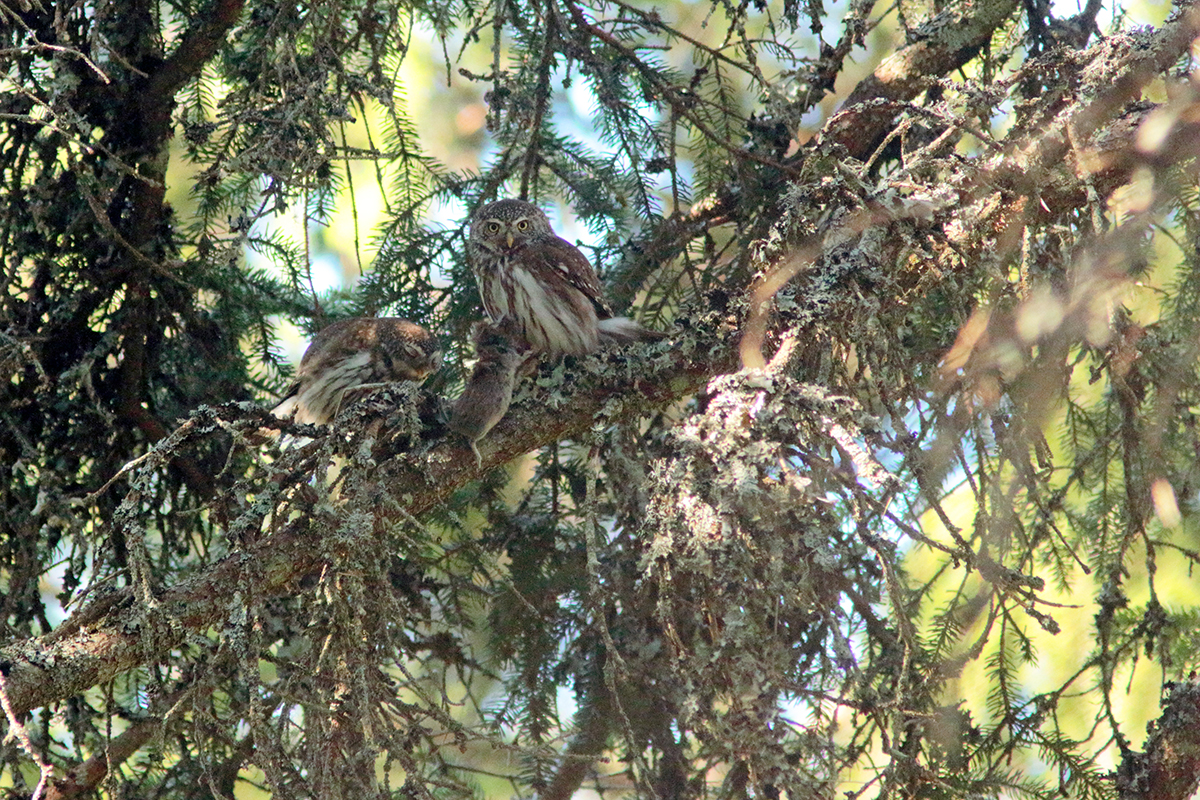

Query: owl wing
[298,318,356,372]
[534,236,615,318]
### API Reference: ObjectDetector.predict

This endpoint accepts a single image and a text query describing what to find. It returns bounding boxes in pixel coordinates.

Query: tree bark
[1116,682,1200,800]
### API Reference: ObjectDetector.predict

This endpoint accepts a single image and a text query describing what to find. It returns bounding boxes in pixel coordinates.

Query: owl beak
[505,232,514,248]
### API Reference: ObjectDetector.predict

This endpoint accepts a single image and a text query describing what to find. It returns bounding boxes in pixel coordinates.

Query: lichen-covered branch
[1117,682,1200,800]
[0,323,736,718]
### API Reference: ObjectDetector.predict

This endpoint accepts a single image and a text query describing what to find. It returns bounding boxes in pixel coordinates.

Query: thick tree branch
[826,0,1020,159]
[149,0,246,102]
[0,329,738,718]
[946,7,1200,259]
[1117,682,1200,800]
[108,0,246,501]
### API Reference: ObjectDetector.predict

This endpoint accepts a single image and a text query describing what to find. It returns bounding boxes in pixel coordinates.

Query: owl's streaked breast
[291,350,373,425]
[479,252,599,356]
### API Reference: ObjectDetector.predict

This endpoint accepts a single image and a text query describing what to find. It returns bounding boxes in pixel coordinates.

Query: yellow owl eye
[516,220,529,231]
[487,222,501,234]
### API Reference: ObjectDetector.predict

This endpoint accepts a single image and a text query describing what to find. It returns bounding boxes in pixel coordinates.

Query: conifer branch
[0,328,736,719]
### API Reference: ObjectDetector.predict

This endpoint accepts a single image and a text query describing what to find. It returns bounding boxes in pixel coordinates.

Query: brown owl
[466,199,661,357]
[273,317,441,426]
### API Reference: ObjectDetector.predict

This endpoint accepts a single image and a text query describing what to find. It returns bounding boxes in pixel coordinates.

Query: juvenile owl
[273,317,441,426]
[466,199,660,357]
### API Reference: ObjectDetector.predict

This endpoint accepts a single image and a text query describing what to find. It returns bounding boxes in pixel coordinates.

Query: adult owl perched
[272,317,441,427]
[466,199,661,357]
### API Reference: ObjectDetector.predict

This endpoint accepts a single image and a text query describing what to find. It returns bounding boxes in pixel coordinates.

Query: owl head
[374,319,443,381]
[469,199,553,254]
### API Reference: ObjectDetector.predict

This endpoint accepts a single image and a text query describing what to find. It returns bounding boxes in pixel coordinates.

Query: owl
[448,319,530,465]
[466,199,661,357]
[272,317,441,427]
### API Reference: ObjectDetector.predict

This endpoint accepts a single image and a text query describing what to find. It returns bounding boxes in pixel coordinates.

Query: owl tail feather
[598,316,666,346]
